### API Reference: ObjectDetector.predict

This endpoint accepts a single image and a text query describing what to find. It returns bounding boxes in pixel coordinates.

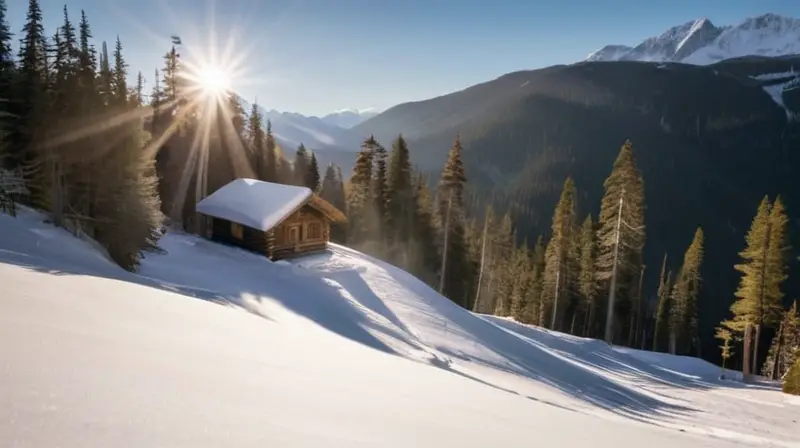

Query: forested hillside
[357,57,800,366]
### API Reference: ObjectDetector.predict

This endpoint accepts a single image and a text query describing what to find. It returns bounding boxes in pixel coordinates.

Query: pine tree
[150,69,162,109]
[0,0,16,203]
[9,0,48,171]
[653,253,672,351]
[77,10,95,85]
[670,227,704,356]
[321,163,347,242]
[540,177,578,331]
[762,302,800,379]
[0,0,12,81]
[346,141,374,244]
[473,205,495,313]
[305,152,320,192]
[386,134,413,246]
[321,164,346,212]
[293,143,310,186]
[112,36,127,106]
[437,135,471,306]
[595,139,645,344]
[578,215,597,336]
[131,71,144,106]
[371,137,388,233]
[726,196,772,376]
[54,6,78,100]
[409,172,439,285]
[715,326,735,371]
[527,235,545,324]
[510,242,533,321]
[765,196,790,325]
[0,0,13,138]
[162,45,179,103]
[492,212,516,316]
[746,195,791,374]
[93,121,163,270]
[785,357,800,395]
[98,41,112,102]
[247,102,266,180]
[264,119,279,183]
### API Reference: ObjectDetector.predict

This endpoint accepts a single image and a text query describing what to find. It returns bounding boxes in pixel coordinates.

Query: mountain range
[265,13,800,164]
[239,12,800,359]
[321,109,380,129]
[586,13,800,64]
[236,103,376,172]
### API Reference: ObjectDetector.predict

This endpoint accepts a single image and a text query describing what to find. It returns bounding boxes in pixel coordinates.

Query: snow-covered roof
[196,178,313,232]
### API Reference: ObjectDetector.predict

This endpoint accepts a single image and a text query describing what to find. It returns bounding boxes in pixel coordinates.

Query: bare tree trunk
[604,194,624,344]
[486,274,495,315]
[771,322,784,380]
[438,192,452,295]
[742,324,752,377]
[473,212,490,313]
[634,265,646,347]
[550,266,561,330]
[585,300,595,337]
[752,324,761,376]
[669,331,677,355]
[570,311,577,335]
[50,150,64,228]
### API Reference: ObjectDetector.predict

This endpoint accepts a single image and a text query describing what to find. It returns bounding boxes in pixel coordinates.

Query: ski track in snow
[1,207,798,447]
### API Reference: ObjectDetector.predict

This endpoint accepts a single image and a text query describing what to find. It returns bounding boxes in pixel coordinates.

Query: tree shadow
[0,220,398,356]
[301,246,705,422]
[367,261,702,423]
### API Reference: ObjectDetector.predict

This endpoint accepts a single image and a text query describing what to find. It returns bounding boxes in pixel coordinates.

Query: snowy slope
[586,14,800,65]
[1,208,798,447]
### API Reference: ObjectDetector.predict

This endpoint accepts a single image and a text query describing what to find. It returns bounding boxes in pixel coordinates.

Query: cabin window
[231,222,244,240]
[307,222,322,240]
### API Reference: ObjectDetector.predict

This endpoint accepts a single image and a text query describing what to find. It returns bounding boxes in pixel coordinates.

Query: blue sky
[8,0,800,116]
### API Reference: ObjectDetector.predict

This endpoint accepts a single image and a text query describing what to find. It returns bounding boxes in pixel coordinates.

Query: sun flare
[195,65,231,95]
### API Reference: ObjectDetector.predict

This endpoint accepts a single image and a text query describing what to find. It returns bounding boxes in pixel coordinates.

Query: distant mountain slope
[236,100,366,174]
[321,109,379,128]
[355,56,800,361]
[587,14,800,64]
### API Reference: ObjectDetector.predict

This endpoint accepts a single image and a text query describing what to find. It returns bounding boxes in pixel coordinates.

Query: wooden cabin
[196,178,347,260]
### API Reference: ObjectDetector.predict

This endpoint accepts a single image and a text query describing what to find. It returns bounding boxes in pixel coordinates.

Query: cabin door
[288,224,301,248]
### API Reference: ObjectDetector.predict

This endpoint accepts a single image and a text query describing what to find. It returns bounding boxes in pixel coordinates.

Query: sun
[195,65,231,95]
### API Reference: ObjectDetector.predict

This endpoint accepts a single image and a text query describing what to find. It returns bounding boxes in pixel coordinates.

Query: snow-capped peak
[586,45,633,62]
[585,13,800,65]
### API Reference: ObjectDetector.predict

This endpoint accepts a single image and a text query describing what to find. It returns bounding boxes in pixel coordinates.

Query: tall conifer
[653,253,672,351]
[437,135,471,306]
[727,196,772,375]
[305,152,320,192]
[595,139,645,344]
[346,140,374,243]
[578,215,597,336]
[670,227,704,356]
[540,177,578,330]
[112,37,127,106]
[293,143,309,186]
[386,134,413,245]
